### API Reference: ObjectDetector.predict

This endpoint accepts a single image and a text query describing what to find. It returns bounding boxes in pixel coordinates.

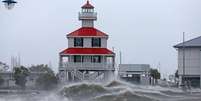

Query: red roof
[60,48,114,55]
[82,0,94,9]
[67,27,108,37]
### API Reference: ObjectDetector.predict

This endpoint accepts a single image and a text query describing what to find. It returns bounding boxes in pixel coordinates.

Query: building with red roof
[58,1,115,82]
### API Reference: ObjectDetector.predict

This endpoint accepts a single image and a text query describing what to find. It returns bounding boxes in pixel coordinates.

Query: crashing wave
[59,80,161,101]
[60,83,108,101]
[93,90,157,101]
[105,80,125,87]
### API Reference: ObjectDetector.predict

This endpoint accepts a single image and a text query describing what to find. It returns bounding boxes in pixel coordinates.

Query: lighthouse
[58,1,115,82]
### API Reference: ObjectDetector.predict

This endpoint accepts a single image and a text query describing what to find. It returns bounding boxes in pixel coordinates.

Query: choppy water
[0,80,201,101]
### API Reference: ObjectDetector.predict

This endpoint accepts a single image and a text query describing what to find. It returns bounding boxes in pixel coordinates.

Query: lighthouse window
[82,9,86,12]
[74,38,83,47]
[92,38,101,47]
[74,56,82,62]
[82,9,93,13]
[92,56,101,63]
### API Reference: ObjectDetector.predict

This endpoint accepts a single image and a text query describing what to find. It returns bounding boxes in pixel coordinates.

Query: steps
[74,70,84,80]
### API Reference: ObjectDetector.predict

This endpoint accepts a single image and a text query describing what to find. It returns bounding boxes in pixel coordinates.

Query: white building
[58,1,115,82]
[174,36,201,87]
[0,71,45,89]
[0,71,15,88]
[118,64,151,85]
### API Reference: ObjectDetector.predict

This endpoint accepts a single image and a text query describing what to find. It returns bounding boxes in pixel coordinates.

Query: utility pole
[182,32,186,86]
[200,50,201,88]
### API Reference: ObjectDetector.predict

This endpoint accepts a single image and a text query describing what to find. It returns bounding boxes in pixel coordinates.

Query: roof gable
[174,36,201,48]
[67,27,108,37]
[82,0,94,9]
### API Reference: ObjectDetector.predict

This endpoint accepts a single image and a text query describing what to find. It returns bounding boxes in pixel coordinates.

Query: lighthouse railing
[59,62,114,71]
[79,12,97,20]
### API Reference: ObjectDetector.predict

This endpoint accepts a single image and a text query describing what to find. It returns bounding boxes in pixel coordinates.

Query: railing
[59,62,114,71]
[94,72,104,81]
[79,12,97,20]
[73,70,103,81]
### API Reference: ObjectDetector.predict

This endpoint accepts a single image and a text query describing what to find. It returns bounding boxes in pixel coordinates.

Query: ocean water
[0,80,201,101]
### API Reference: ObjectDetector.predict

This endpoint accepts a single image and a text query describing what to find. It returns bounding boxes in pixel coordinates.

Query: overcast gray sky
[0,0,201,77]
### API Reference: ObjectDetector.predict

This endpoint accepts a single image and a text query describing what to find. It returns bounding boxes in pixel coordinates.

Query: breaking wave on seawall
[0,80,201,101]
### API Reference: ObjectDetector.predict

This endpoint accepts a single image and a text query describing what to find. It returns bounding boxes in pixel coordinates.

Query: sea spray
[0,92,69,101]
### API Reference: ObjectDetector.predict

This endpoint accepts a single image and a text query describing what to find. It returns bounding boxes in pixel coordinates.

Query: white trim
[67,36,108,38]
[62,47,111,49]
[60,54,115,56]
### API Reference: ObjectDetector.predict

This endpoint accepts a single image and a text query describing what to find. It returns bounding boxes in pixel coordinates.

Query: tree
[29,64,58,90]
[29,64,54,74]
[13,66,30,89]
[36,73,58,90]
[0,75,4,86]
[150,68,161,80]
[174,70,179,87]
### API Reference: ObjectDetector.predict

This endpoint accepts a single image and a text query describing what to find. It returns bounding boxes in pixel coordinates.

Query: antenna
[18,53,21,67]
[14,57,17,68]
[48,61,52,68]
[157,62,161,73]
[112,47,115,52]
[11,56,13,70]
[120,51,122,64]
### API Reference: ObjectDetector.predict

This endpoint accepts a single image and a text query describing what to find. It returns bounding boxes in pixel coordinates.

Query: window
[92,56,101,63]
[74,56,82,62]
[82,8,93,13]
[74,38,83,47]
[92,38,101,47]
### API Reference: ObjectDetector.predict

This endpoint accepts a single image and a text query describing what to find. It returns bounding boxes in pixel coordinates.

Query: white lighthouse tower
[58,0,115,83]
[79,0,97,27]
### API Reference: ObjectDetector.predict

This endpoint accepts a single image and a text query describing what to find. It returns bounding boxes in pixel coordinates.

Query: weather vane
[2,0,17,10]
